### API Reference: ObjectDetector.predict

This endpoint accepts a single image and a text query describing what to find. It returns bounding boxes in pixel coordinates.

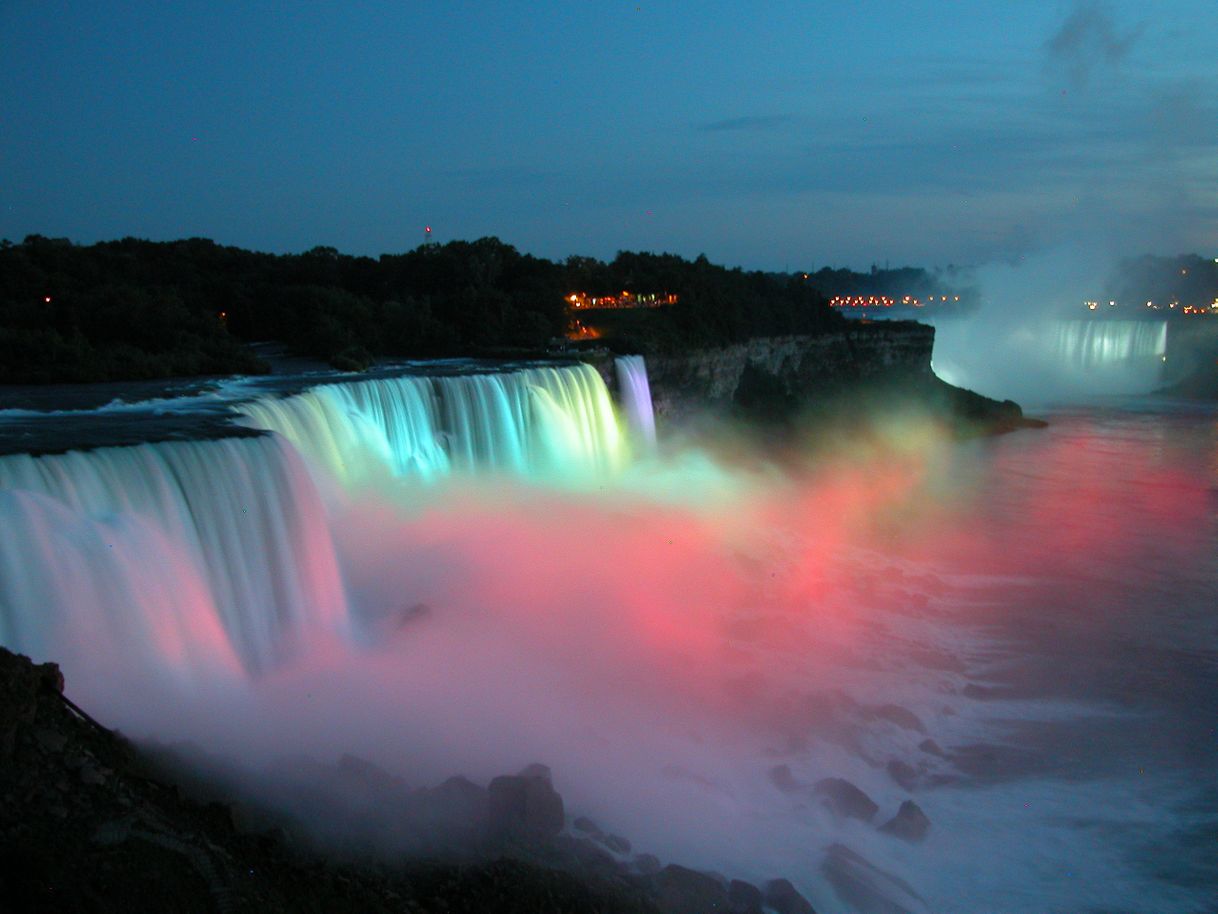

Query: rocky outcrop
[590,322,1041,436]
[641,323,935,422]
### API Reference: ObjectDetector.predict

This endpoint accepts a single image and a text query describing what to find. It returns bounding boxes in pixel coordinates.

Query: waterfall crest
[1049,320,1167,370]
[237,363,632,487]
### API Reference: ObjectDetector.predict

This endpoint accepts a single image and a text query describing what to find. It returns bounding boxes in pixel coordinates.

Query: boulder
[811,777,878,822]
[573,815,603,836]
[727,878,764,913]
[653,864,729,914]
[487,771,564,838]
[917,738,945,757]
[768,764,803,793]
[886,758,919,791]
[763,877,817,914]
[822,843,927,914]
[879,801,930,843]
[633,853,663,875]
[600,833,631,854]
[870,704,926,733]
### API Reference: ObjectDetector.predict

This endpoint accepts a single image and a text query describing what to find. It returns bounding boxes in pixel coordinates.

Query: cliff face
[640,322,935,421]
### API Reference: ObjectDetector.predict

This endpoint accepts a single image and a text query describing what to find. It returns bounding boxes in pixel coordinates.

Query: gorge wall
[591,321,937,423]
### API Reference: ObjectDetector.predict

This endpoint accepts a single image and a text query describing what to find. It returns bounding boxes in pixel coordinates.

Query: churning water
[1,358,1215,912]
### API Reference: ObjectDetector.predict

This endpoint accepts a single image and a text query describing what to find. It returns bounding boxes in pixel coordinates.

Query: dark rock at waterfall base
[812,777,880,823]
[880,801,931,843]
[768,763,803,793]
[488,768,565,839]
[633,853,662,875]
[728,878,764,913]
[822,843,927,914]
[886,758,920,791]
[0,645,665,913]
[764,877,819,914]
[917,738,946,757]
[651,864,729,914]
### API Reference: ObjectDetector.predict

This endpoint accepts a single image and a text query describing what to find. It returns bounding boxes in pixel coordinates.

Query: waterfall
[1049,320,1167,370]
[0,435,347,672]
[0,359,656,673]
[237,362,632,487]
[615,355,657,451]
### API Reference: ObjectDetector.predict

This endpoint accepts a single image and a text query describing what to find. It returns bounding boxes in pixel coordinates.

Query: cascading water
[0,361,645,672]
[615,355,657,451]
[931,315,1171,403]
[1048,319,1167,370]
[236,362,633,488]
[0,434,346,672]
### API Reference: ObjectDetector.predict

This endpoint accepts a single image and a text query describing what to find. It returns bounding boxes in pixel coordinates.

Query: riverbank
[0,646,828,914]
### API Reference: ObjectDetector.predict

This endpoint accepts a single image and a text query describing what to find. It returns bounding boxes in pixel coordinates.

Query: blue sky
[2,1,1215,269]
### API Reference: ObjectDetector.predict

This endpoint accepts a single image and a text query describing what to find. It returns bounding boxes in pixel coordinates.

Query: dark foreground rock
[0,646,662,914]
[764,876,819,913]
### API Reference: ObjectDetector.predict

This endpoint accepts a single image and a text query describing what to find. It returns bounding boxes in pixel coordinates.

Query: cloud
[1044,1,1143,89]
[696,115,790,133]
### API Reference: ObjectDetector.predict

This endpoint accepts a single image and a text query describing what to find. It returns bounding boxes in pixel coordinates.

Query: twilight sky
[2,1,1215,270]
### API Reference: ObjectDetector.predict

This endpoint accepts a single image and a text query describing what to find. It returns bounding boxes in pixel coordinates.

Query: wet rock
[633,852,662,875]
[917,738,945,757]
[653,864,729,914]
[763,877,817,914]
[812,777,879,822]
[822,843,927,914]
[553,834,618,874]
[517,761,553,780]
[886,758,919,791]
[573,815,603,836]
[880,800,931,843]
[488,770,565,838]
[727,878,763,913]
[768,764,803,793]
[600,832,631,854]
[336,753,406,793]
[871,704,925,733]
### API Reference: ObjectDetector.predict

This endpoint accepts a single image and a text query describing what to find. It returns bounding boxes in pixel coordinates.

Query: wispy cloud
[696,115,790,133]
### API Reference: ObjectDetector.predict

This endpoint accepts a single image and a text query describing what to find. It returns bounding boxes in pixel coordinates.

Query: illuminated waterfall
[0,435,347,672]
[0,360,652,672]
[237,363,632,487]
[1049,320,1167,370]
[615,355,657,451]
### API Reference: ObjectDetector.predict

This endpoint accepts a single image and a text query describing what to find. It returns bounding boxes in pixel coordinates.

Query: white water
[235,363,630,488]
[1,358,1215,913]
[931,318,1169,404]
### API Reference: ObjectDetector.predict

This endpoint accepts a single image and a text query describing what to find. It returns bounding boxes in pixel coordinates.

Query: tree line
[0,235,841,384]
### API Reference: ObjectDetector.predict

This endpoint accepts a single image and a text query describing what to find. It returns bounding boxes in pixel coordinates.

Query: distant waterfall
[615,355,657,451]
[1049,321,1167,370]
[237,363,631,487]
[0,435,347,672]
